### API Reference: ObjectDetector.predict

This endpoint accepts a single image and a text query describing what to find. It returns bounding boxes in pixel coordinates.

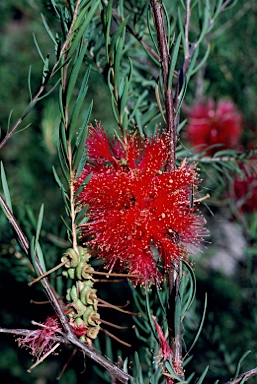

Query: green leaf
[181,260,196,318]
[33,33,45,63]
[37,78,61,101]
[57,140,69,182]
[168,32,182,90]
[67,0,100,60]
[35,204,44,253]
[73,101,92,171]
[186,293,207,356]
[104,0,114,56]
[191,43,210,76]
[145,287,158,343]
[52,166,66,191]
[1,162,12,212]
[114,37,124,88]
[75,148,88,178]
[109,15,129,58]
[42,54,50,85]
[35,241,47,274]
[197,7,210,45]
[69,66,91,139]
[66,42,88,105]
[120,77,129,120]
[196,365,209,384]
[27,66,33,101]
[134,352,144,384]
[165,359,186,382]
[30,237,46,275]
[233,351,251,381]
[41,13,56,44]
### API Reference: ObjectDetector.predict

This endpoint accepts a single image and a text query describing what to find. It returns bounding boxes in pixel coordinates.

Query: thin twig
[223,367,257,384]
[150,0,176,170]
[0,193,30,254]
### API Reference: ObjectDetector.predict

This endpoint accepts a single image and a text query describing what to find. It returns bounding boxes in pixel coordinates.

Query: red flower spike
[185,99,242,155]
[76,123,206,285]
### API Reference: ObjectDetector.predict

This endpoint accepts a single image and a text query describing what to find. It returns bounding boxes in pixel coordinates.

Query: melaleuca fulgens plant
[0,0,256,383]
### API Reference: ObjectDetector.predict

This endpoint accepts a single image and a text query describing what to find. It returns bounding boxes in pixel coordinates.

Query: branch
[150,0,176,171]
[223,367,257,384]
[0,193,29,254]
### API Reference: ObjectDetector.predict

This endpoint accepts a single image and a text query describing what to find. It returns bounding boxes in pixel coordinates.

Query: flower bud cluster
[61,246,100,341]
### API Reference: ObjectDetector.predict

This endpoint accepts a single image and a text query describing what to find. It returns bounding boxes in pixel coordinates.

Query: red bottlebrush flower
[185,99,242,155]
[18,316,62,359]
[232,161,257,212]
[76,122,206,285]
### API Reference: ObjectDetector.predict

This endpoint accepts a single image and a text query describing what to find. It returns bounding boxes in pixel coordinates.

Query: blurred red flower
[185,99,242,155]
[76,123,206,285]
[233,162,257,212]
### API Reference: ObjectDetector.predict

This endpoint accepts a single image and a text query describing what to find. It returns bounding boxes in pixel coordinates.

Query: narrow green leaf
[177,119,187,134]
[41,13,56,44]
[60,121,68,156]
[111,93,119,124]
[120,77,129,119]
[75,204,88,225]
[128,90,148,124]
[196,366,209,384]
[114,37,124,88]
[67,0,100,60]
[36,242,47,273]
[74,141,89,176]
[187,45,199,79]
[66,42,88,104]
[181,260,196,317]
[37,78,61,101]
[27,65,33,101]
[178,7,186,54]
[109,16,129,58]
[69,66,91,139]
[104,0,114,55]
[57,141,69,182]
[147,7,159,53]
[145,287,158,343]
[165,359,186,382]
[1,162,12,212]
[42,54,50,85]
[75,100,92,147]
[58,84,66,124]
[191,43,210,76]
[213,0,223,20]
[30,237,39,276]
[33,33,45,63]
[168,32,182,90]
[72,0,96,31]
[197,7,210,45]
[186,293,207,356]
[35,204,44,252]
[134,352,144,384]
[7,109,13,134]
[233,351,251,381]
[52,166,66,191]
